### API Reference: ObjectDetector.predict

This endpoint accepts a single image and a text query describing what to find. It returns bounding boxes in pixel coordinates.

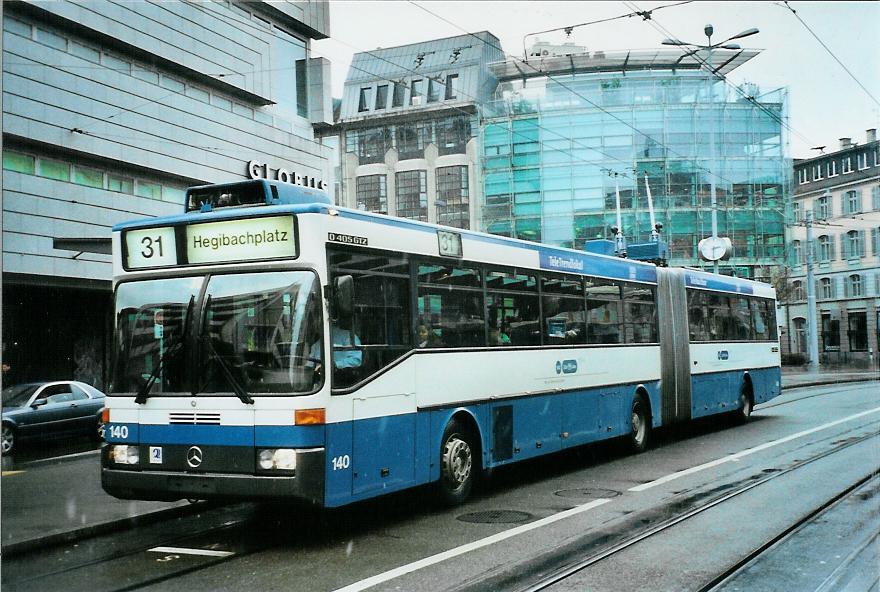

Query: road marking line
[629,406,880,493]
[1,471,25,476]
[148,546,234,557]
[333,498,611,592]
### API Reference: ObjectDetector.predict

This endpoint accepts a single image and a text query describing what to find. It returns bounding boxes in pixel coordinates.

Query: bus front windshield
[198,271,323,395]
[111,272,324,397]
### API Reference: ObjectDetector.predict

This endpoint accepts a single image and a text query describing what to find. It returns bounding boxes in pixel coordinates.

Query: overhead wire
[781,1,880,108]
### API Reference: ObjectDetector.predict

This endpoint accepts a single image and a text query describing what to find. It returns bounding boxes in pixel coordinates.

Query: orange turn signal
[295,408,326,425]
[102,408,110,423]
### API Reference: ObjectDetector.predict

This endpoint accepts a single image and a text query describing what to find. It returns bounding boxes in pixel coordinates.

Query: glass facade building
[480,50,789,279]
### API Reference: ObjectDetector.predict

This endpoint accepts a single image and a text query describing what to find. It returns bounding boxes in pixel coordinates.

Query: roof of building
[489,48,760,81]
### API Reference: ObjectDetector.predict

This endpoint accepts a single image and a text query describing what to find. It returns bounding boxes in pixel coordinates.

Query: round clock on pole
[698,236,732,261]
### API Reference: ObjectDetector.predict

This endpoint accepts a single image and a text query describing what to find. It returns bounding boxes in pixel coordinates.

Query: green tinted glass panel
[38,159,70,181]
[135,181,162,199]
[74,167,103,188]
[108,175,133,194]
[3,151,35,174]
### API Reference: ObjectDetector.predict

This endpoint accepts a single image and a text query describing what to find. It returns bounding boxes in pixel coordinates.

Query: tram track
[478,426,879,592]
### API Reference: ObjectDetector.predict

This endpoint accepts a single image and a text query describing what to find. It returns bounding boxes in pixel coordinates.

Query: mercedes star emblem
[186,445,203,468]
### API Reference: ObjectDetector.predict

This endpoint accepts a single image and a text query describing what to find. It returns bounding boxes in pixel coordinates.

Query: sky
[313,1,880,159]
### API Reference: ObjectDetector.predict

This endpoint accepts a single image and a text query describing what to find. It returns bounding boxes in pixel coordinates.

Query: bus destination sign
[124,215,296,269]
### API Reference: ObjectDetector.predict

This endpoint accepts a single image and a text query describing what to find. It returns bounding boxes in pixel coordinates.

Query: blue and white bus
[102,180,781,507]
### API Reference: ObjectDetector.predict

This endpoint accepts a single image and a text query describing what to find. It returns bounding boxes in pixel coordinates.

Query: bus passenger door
[351,394,416,497]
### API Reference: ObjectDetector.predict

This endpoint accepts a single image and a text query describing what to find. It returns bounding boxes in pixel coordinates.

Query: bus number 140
[331,455,350,470]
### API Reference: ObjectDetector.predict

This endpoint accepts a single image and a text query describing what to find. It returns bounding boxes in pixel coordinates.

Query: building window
[355,175,387,214]
[392,81,406,108]
[843,230,865,259]
[108,174,133,194]
[817,235,834,261]
[375,85,388,110]
[427,78,441,103]
[436,166,470,229]
[73,166,104,188]
[2,150,35,174]
[445,74,459,100]
[351,127,391,165]
[842,156,853,173]
[874,145,879,167]
[872,227,880,255]
[819,277,834,300]
[396,170,427,221]
[295,58,308,117]
[873,186,880,211]
[827,160,838,177]
[38,159,70,182]
[436,116,471,155]
[812,163,823,180]
[821,312,840,351]
[135,180,162,200]
[847,311,867,351]
[857,152,869,170]
[798,168,808,184]
[358,87,372,112]
[791,240,803,266]
[792,280,805,301]
[792,201,802,223]
[815,195,831,220]
[395,121,432,160]
[410,79,423,105]
[844,189,862,215]
[846,274,863,297]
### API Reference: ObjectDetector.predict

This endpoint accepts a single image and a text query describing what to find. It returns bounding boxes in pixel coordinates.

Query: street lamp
[663,25,759,274]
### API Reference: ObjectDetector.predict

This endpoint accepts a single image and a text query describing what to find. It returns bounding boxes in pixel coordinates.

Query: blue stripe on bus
[139,424,253,446]
[537,249,658,283]
[255,425,325,447]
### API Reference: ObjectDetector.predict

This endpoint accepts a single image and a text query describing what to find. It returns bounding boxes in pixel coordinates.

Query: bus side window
[585,278,622,344]
[687,289,709,342]
[417,262,483,348]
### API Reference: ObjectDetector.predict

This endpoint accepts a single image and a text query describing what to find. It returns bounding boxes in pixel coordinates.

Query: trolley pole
[805,210,820,372]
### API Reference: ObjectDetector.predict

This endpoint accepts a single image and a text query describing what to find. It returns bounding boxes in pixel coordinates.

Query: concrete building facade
[2,0,333,386]
[322,32,505,229]
[783,131,880,368]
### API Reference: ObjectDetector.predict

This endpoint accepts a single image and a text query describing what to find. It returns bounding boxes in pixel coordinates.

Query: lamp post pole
[805,210,820,371]
[705,27,720,273]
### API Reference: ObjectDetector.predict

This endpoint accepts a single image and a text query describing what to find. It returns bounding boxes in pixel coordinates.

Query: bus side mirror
[333,275,354,321]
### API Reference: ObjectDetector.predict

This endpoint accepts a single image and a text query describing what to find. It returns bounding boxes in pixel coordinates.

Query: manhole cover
[554,488,621,499]
[457,510,534,524]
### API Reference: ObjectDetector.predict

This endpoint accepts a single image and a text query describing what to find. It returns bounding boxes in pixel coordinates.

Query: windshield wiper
[199,295,254,405]
[134,296,194,405]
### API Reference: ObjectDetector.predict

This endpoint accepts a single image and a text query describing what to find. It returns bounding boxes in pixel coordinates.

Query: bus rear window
[186,183,268,211]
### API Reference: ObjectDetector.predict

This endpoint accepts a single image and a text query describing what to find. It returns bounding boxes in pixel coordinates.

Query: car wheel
[438,420,477,506]
[2,424,15,455]
[629,394,651,454]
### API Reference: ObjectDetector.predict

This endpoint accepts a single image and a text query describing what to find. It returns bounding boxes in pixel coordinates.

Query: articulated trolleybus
[102,180,781,507]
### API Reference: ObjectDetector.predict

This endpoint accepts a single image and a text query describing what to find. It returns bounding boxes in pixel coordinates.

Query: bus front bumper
[101,448,325,505]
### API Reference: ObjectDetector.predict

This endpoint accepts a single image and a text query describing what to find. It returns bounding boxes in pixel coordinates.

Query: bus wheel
[629,395,651,454]
[438,421,476,506]
[735,382,753,424]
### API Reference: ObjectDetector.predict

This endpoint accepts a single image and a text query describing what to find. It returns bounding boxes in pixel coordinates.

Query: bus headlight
[257,448,296,472]
[109,444,140,465]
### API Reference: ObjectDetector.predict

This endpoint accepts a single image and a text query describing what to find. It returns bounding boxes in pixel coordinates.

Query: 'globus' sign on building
[247,159,326,191]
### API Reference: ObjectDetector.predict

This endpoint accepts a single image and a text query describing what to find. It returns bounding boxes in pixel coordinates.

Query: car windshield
[198,271,323,395]
[1,383,40,407]
[111,276,204,394]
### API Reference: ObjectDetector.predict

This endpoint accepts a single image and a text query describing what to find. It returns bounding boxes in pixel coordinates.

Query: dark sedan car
[2,381,105,454]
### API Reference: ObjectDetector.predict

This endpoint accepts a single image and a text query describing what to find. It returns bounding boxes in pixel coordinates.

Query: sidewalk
[1,371,877,556]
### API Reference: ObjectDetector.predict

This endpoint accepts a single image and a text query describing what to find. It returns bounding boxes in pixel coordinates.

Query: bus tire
[734,381,753,424]
[629,394,651,454]
[438,420,476,506]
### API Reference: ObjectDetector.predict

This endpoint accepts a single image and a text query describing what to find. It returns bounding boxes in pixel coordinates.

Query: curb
[781,376,879,390]
[1,501,205,557]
